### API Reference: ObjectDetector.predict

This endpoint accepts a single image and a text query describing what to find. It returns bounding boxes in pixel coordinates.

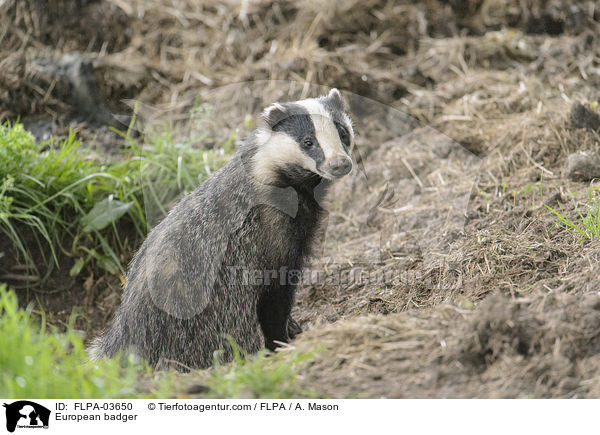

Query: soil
[2,0,600,397]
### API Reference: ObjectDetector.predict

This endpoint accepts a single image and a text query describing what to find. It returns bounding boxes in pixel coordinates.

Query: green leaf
[97,256,119,274]
[85,249,120,275]
[69,257,85,277]
[81,197,133,232]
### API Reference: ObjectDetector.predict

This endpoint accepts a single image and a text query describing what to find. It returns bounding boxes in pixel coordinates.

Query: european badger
[91,89,354,369]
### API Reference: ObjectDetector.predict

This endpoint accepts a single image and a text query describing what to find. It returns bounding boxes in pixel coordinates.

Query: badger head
[252,88,354,186]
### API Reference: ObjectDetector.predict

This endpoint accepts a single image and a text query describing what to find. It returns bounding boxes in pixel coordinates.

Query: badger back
[134,158,257,319]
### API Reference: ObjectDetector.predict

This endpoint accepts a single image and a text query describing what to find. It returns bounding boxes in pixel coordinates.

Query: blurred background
[2,0,598,137]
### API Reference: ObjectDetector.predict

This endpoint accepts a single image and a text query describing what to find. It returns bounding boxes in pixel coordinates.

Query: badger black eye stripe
[270,108,326,164]
[302,137,325,165]
[271,103,315,144]
[318,94,354,149]
[295,98,351,160]
[335,122,351,148]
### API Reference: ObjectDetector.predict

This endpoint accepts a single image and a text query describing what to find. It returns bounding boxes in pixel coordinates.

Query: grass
[0,120,231,286]
[1,282,315,399]
[545,193,600,241]
[112,106,234,228]
[0,284,172,398]
[205,338,317,398]
[0,124,134,282]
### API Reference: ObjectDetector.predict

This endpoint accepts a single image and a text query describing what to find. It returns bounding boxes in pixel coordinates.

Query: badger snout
[327,156,352,177]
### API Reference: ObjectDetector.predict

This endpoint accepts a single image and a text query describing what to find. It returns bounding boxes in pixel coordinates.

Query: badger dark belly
[238,198,326,354]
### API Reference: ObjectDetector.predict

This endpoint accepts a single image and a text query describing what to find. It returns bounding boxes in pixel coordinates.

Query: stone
[570,102,600,131]
[565,151,600,182]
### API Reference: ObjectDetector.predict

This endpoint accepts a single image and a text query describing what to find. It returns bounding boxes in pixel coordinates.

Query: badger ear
[261,103,288,130]
[327,88,345,111]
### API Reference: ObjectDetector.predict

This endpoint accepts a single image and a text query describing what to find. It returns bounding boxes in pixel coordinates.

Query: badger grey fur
[90,89,354,370]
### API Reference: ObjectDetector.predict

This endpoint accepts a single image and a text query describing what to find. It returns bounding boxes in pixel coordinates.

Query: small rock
[565,151,600,181]
[34,53,116,126]
[570,102,600,131]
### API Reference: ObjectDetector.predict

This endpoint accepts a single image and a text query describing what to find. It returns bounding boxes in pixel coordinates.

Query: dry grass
[3,0,597,121]
[295,288,600,398]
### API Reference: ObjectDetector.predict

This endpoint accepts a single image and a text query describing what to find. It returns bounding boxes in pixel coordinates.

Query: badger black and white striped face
[252,89,354,185]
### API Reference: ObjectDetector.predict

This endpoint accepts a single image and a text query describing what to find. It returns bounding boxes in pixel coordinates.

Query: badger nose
[328,156,352,177]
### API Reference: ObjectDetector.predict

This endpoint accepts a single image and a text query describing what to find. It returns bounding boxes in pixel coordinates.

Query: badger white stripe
[251,129,318,184]
[295,99,351,160]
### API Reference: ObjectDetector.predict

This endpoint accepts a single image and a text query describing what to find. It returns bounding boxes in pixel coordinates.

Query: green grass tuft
[545,195,600,241]
[0,123,144,281]
[112,115,233,229]
[206,337,317,398]
[0,120,231,285]
[0,284,172,398]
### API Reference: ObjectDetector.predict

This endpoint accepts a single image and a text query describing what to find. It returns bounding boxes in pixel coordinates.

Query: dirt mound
[284,2,600,398]
[295,289,600,398]
[456,291,600,367]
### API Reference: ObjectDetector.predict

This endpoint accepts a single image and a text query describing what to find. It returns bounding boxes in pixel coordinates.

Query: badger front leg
[257,285,295,350]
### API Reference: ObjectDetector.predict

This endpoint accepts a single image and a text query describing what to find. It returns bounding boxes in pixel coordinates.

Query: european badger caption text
[50,400,339,424]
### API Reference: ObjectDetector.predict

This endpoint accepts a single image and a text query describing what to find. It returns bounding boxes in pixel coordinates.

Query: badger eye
[303,138,313,148]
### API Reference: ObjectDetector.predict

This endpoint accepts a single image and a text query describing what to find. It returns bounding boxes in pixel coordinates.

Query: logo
[3,401,50,433]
